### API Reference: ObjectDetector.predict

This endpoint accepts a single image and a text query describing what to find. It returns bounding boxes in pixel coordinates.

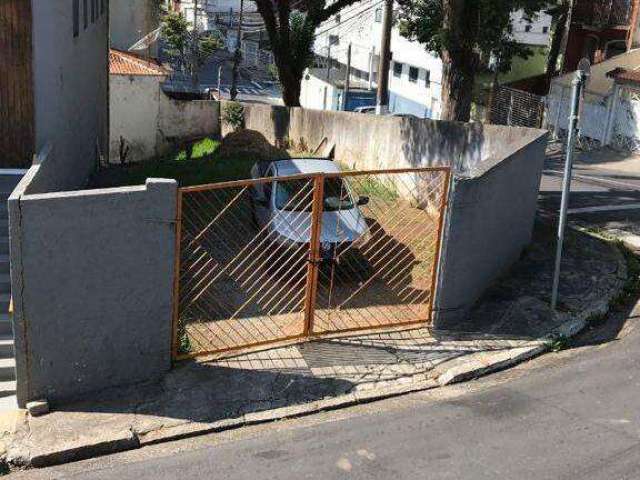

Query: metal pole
[326,42,332,79]
[551,68,588,310]
[230,0,244,100]
[342,43,352,111]
[376,0,393,115]
[368,46,375,90]
[217,64,222,99]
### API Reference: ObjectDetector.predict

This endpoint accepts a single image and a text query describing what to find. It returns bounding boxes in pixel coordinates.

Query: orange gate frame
[171,167,451,361]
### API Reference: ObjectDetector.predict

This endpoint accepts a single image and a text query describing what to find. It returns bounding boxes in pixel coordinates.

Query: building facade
[110,0,161,55]
[0,0,109,181]
[563,0,640,72]
[311,1,551,119]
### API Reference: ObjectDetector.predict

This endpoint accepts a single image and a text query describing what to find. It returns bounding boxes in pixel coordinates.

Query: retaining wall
[9,150,177,406]
[434,130,548,327]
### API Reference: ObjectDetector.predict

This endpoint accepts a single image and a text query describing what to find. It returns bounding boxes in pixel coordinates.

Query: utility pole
[342,43,352,111]
[551,60,589,311]
[230,0,244,100]
[191,0,200,87]
[326,42,332,79]
[368,46,375,90]
[217,65,223,99]
[376,0,393,114]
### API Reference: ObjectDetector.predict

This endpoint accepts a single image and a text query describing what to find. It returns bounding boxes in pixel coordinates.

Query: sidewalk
[4,220,630,469]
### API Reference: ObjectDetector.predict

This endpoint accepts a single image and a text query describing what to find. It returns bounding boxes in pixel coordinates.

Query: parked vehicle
[250,159,370,261]
[353,105,376,114]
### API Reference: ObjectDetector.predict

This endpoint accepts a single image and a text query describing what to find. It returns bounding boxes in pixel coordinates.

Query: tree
[545,0,571,82]
[252,0,363,106]
[161,11,221,85]
[397,0,551,121]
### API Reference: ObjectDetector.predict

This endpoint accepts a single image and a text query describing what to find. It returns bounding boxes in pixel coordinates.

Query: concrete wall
[434,129,548,328]
[9,151,177,406]
[110,75,164,164]
[32,0,109,192]
[221,101,539,175]
[110,0,160,55]
[109,79,221,164]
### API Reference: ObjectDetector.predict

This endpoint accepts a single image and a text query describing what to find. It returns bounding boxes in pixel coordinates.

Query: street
[540,145,640,236]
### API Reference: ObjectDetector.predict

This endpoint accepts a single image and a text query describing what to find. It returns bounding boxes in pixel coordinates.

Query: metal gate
[172,167,450,360]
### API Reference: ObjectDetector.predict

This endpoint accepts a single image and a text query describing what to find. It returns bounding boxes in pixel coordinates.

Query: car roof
[272,159,341,176]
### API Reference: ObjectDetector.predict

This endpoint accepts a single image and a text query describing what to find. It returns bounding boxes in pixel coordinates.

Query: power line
[314,0,385,38]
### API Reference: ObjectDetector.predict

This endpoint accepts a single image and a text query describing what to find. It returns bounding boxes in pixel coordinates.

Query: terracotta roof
[109,49,168,76]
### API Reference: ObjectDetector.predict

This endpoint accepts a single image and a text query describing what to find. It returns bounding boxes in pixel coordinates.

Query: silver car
[250,159,370,261]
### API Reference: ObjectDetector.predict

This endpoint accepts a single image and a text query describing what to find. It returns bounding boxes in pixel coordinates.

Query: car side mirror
[357,196,370,206]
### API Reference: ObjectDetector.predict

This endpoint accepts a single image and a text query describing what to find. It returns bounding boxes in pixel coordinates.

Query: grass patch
[546,334,569,352]
[610,245,640,310]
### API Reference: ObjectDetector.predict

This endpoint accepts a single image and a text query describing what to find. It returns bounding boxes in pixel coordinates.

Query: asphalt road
[540,146,640,235]
[14,295,640,480]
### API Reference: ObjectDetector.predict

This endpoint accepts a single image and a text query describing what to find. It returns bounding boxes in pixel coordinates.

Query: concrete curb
[8,232,632,470]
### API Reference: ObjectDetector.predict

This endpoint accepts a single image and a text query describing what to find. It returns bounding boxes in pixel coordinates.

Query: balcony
[573,0,633,29]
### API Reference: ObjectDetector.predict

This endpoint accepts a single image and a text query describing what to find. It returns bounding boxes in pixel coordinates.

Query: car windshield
[275,178,355,212]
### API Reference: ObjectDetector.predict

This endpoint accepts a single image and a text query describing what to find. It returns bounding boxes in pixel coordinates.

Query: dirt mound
[218,129,289,159]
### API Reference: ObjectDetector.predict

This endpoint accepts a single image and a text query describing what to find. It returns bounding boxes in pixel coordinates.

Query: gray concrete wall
[219,102,540,174]
[9,152,177,406]
[110,75,165,164]
[31,0,109,192]
[157,96,221,149]
[434,130,549,328]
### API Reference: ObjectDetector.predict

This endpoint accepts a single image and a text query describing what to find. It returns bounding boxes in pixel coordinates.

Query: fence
[173,166,450,359]
[489,86,545,129]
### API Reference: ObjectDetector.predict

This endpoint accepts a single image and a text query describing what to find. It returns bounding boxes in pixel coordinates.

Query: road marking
[548,169,640,190]
[568,203,640,214]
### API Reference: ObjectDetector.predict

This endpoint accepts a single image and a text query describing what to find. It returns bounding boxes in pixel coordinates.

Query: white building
[310,1,552,119]
[177,0,258,31]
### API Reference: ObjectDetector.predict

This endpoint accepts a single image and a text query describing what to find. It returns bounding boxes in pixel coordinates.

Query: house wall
[9,150,177,406]
[300,74,341,111]
[109,78,221,164]
[434,130,548,327]
[31,0,109,192]
[110,0,160,55]
[611,85,640,151]
[110,75,164,164]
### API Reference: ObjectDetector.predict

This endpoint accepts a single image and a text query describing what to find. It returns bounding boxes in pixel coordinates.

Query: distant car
[390,112,421,120]
[353,106,377,114]
[250,159,371,261]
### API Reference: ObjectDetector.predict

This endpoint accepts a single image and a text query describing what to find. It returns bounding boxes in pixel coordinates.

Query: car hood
[272,208,368,243]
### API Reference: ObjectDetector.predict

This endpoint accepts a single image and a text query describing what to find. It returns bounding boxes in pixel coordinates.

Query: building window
[375,8,382,23]
[424,70,431,87]
[409,66,418,83]
[524,24,532,32]
[91,0,95,22]
[329,34,339,46]
[73,0,80,37]
[335,14,341,23]
[542,26,549,33]
[83,0,88,29]
[393,62,403,78]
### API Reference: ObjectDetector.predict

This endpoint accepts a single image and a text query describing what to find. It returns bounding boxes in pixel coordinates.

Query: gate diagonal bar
[172,167,450,360]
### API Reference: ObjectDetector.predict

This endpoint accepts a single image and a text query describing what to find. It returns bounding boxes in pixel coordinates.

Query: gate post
[303,175,325,335]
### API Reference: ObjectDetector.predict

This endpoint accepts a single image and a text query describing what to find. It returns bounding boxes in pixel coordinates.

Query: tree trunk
[546,2,570,84]
[440,50,478,122]
[439,0,479,122]
[278,64,302,107]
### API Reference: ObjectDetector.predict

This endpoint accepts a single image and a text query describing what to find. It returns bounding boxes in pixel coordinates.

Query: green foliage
[161,11,221,77]
[222,102,245,130]
[546,334,569,352]
[289,11,316,75]
[397,0,550,68]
